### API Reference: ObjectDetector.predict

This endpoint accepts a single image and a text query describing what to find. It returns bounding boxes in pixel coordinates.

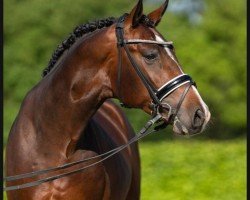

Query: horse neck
[32,27,116,156]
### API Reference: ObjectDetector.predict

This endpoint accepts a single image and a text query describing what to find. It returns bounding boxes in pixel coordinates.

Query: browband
[124,39,173,46]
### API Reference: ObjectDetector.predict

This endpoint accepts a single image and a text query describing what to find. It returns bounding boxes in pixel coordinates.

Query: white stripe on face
[155,33,211,132]
[192,85,211,131]
[155,35,179,65]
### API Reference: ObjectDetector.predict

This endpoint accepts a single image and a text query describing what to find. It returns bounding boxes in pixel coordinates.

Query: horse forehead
[152,31,165,42]
[147,28,162,39]
[130,25,156,39]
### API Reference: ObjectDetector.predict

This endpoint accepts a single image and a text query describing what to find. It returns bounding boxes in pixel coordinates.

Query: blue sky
[145,0,205,24]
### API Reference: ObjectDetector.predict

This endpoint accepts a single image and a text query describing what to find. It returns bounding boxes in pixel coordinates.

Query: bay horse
[5,0,210,199]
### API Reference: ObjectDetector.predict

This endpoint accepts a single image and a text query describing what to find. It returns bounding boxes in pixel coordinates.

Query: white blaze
[192,85,211,131]
[155,33,211,133]
[155,35,179,65]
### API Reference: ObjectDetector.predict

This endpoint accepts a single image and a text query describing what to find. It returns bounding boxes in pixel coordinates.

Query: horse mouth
[172,116,206,136]
[172,117,190,136]
[160,114,201,136]
[157,103,208,136]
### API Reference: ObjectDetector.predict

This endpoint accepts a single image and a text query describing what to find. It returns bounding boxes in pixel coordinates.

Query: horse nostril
[193,109,205,128]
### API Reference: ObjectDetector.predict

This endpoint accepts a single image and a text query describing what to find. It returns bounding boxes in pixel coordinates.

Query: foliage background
[3,0,246,199]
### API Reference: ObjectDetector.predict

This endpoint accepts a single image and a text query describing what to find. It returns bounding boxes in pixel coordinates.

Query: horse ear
[126,0,143,28]
[147,0,169,27]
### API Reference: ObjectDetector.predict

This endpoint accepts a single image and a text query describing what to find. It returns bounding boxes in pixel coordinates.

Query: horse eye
[144,53,157,61]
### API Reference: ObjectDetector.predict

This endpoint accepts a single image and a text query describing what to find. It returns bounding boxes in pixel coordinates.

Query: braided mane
[42,15,154,77]
[42,17,116,77]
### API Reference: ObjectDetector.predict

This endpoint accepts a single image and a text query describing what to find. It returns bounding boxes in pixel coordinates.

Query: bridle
[115,14,196,122]
[4,14,196,191]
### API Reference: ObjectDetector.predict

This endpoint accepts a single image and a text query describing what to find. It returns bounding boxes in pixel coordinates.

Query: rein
[4,14,196,191]
[4,114,163,191]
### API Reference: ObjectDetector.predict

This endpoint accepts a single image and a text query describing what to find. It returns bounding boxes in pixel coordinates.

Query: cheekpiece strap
[115,14,128,46]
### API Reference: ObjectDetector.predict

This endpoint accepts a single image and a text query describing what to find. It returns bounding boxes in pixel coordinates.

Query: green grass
[3,139,246,200]
[140,139,246,200]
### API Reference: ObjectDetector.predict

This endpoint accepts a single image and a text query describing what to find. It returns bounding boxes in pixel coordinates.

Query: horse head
[109,0,210,135]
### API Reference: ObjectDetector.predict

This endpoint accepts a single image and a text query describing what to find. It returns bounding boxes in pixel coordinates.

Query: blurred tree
[200,0,246,138]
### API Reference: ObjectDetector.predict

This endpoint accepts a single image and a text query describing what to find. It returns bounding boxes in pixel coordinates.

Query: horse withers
[5,0,210,199]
